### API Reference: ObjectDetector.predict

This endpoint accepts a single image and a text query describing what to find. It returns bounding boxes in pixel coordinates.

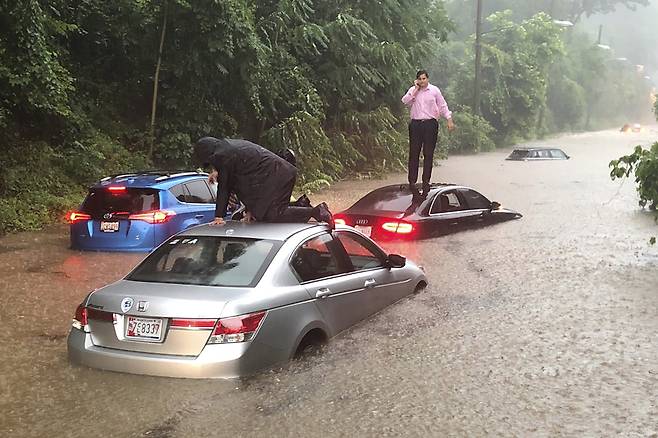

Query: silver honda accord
[67,222,427,378]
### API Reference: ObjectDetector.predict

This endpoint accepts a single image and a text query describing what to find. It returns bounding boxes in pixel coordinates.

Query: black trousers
[262,175,315,223]
[408,118,439,191]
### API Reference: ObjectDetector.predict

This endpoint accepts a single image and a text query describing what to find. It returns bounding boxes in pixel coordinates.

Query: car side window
[170,184,188,203]
[458,189,490,210]
[334,231,384,271]
[430,190,462,214]
[184,180,214,203]
[550,149,565,158]
[538,149,551,158]
[290,233,345,282]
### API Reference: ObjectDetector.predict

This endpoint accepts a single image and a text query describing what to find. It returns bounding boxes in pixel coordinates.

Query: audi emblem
[356,219,369,225]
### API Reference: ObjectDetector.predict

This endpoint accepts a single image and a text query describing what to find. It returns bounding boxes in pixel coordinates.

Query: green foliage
[438,108,495,154]
[609,143,658,211]
[264,111,340,193]
[0,0,75,122]
[0,131,148,233]
[476,12,564,143]
[610,142,658,244]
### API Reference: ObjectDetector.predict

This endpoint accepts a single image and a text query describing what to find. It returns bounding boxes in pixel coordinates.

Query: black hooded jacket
[193,137,297,220]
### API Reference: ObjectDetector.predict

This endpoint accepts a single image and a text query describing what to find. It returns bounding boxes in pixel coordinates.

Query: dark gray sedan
[68,222,426,378]
[334,183,522,240]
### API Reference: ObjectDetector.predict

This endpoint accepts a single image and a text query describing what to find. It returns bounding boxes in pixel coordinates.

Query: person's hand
[447,118,456,132]
[208,169,218,184]
[210,217,225,226]
[240,211,254,223]
[414,79,421,89]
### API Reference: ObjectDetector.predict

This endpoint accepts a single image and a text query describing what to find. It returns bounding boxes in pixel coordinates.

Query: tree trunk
[148,0,169,160]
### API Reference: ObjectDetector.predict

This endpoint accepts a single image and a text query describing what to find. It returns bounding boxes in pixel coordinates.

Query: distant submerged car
[506,148,570,161]
[621,123,643,133]
[334,183,522,240]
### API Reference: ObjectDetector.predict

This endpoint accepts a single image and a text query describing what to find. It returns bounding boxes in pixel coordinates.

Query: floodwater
[1,129,657,437]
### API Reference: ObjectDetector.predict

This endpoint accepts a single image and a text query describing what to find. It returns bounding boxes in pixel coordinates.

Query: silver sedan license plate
[100,221,119,232]
[125,316,164,341]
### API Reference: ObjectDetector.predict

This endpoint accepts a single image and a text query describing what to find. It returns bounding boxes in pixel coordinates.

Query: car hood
[86,280,249,318]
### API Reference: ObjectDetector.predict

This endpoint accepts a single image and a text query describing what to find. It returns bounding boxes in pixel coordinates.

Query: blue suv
[68,171,221,252]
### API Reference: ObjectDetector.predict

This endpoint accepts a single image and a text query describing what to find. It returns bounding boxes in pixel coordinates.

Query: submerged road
[1,128,657,437]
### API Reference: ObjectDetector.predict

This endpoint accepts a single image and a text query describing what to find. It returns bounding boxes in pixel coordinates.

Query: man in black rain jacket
[193,137,333,226]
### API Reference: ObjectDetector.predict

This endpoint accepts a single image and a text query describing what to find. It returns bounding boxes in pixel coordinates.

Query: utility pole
[473,0,483,116]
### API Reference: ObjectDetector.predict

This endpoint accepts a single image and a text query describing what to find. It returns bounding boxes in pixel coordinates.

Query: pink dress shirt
[401,83,452,121]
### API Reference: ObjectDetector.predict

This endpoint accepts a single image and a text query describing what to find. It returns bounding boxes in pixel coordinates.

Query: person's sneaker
[294,194,312,208]
[316,202,334,228]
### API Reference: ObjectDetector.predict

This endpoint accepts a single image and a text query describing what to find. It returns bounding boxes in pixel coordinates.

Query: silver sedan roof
[177,221,336,241]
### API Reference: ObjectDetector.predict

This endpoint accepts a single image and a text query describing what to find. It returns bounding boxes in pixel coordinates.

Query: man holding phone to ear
[401,69,455,196]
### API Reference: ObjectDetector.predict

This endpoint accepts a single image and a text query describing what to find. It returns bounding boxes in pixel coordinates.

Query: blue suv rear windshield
[81,188,160,218]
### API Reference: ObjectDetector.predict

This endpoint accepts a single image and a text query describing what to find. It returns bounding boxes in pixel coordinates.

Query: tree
[471,12,565,143]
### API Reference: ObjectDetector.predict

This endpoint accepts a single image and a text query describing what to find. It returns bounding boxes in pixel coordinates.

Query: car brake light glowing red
[67,211,91,223]
[107,186,126,192]
[334,218,346,226]
[72,304,89,331]
[170,318,217,329]
[208,311,266,344]
[128,210,176,224]
[381,221,413,234]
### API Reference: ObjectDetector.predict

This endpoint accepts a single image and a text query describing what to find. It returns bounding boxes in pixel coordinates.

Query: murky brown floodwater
[1,129,657,437]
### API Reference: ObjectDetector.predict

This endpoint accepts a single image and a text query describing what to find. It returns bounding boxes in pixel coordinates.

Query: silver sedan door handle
[315,287,332,299]
[364,279,377,288]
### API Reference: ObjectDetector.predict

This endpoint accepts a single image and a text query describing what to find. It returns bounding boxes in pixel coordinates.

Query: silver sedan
[67,222,427,378]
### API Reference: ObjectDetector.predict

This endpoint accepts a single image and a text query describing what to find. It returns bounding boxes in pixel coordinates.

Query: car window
[127,236,279,287]
[348,188,416,212]
[184,180,214,203]
[550,149,566,159]
[334,231,384,271]
[430,190,462,214]
[458,188,491,209]
[537,149,551,158]
[508,149,529,159]
[290,233,345,282]
[81,188,160,218]
[169,184,188,203]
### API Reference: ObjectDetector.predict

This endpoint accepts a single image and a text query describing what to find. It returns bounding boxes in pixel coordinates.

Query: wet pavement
[1,128,657,437]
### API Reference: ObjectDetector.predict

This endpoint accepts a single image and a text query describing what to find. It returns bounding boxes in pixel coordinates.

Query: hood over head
[192,137,231,167]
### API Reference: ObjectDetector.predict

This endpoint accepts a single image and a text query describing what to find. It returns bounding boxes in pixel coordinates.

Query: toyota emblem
[103,213,113,220]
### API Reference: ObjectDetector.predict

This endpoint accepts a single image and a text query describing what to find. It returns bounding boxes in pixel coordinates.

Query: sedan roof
[177,221,333,241]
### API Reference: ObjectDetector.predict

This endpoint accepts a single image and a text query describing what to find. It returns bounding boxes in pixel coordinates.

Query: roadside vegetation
[0,0,654,233]
[609,98,658,244]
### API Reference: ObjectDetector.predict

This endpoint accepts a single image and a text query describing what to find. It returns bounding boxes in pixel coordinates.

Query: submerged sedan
[506,147,570,161]
[68,222,426,378]
[334,183,522,240]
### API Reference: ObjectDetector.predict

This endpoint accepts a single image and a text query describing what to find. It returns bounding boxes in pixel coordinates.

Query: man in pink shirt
[401,69,455,195]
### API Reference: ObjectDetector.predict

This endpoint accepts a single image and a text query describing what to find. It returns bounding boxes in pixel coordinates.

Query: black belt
[411,118,436,122]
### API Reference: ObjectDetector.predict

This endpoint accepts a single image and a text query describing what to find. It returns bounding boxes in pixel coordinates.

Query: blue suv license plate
[100,221,119,232]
